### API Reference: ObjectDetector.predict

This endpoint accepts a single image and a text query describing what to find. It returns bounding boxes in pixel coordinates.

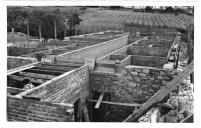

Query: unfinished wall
[7,56,37,70]
[131,55,168,68]
[90,66,174,103]
[55,35,129,63]
[17,65,89,104]
[127,46,169,57]
[7,96,74,122]
[117,55,131,72]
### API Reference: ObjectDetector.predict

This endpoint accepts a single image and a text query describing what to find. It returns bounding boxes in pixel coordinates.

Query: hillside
[79,8,193,31]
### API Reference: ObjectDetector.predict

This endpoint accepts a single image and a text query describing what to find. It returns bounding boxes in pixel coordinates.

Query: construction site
[7,6,194,123]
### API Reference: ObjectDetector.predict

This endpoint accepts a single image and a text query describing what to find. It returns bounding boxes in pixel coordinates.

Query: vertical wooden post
[39,25,41,39]
[26,23,30,44]
[27,23,30,37]
[12,27,15,44]
[64,20,67,38]
[81,23,83,35]
[99,25,102,32]
[88,27,91,34]
[187,24,194,83]
[54,21,57,40]
[75,25,77,36]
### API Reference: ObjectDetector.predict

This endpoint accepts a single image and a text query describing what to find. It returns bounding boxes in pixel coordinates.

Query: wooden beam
[123,61,194,122]
[180,114,193,123]
[8,75,48,84]
[88,99,142,107]
[18,72,56,80]
[95,92,105,109]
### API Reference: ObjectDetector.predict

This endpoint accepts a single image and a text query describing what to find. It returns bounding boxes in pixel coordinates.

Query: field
[79,8,193,32]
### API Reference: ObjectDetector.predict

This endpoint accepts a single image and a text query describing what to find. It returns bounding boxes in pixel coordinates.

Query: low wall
[21,45,77,59]
[97,37,146,61]
[131,55,168,68]
[117,55,131,72]
[127,46,169,57]
[17,65,89,104]
[7,56,38,70]
[55,34,129,63]
[7,96,74,122]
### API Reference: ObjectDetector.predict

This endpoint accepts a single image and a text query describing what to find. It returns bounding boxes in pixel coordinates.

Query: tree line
[7,7,82,40]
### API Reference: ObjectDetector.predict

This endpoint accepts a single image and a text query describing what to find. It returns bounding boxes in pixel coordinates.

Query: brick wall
[131,55,168,68]
[7,96,74,122]
[89,66,175,103]
[17,65,89,104]
[55,34,129,63]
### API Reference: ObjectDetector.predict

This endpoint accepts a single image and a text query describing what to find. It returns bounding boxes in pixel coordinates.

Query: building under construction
[7,30,193,122]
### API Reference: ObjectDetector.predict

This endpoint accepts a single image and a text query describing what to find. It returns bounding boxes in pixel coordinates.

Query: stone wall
[127,46,169,57]
[17,65,89,104]
[131,55,168,68]
[7,96,74,122]
[89,66,174,103]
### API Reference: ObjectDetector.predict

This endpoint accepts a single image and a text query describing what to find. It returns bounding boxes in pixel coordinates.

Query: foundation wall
[127,46,169,57]
[89,66,174,103]
[131,55,168,68]
[7,56,37,70]
[55,35,129,63]
[17,65,89,104]
[7,96,74,122]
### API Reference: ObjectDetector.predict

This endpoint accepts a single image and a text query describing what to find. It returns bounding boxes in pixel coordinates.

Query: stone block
[152,84,160,89]
[135,68,142,72]
[142,84,149,88]
[157,76,163,79]
[134,77,141,82]
[162,80,169,85]
[142,69,149,74]
[160,71,165,76]
[139,73,146,77]
[131,71,138,76]
[142,91,149,95]
[127,82,137,88]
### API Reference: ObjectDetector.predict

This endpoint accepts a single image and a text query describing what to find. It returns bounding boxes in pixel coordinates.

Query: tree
[66,10,82,36]
[7,7,28,32]
[145,6,153,13]
[165,6,174,13]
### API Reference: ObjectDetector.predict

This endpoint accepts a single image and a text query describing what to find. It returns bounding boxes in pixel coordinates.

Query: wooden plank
[95,92,105,109]
[123,61,194,122]
[8,75,48,84]
[88,99,142,107]
[18,72,56,80]
[167,33,179,59]
[180,114,193,123]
